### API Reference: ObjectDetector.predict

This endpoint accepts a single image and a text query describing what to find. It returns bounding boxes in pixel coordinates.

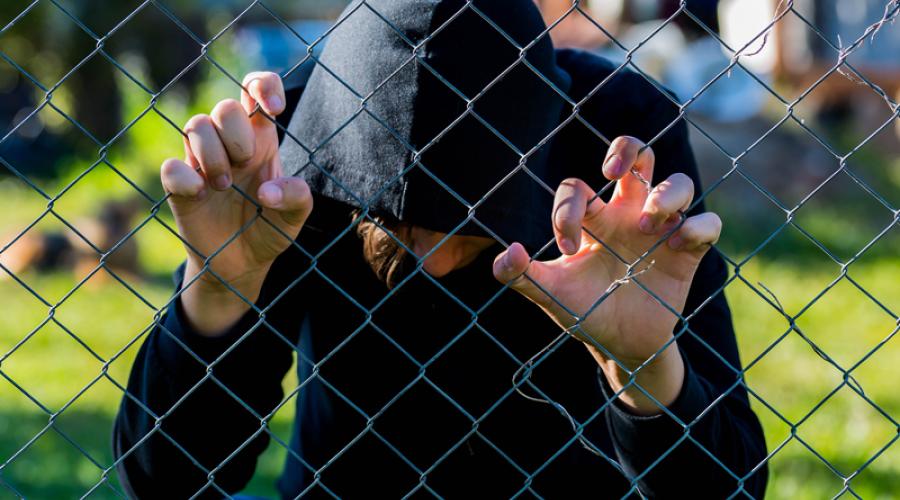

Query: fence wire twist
[1,0,899,498]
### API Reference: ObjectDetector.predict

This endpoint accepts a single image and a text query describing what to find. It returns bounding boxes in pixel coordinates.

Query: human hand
[493,136,721,413]
[161,72,313,335]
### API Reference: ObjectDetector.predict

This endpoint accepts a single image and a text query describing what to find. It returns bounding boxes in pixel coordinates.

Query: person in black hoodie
[114,0,768,497]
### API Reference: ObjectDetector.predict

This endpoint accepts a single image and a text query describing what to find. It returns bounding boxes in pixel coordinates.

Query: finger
[182,133,199,169]
[603,136,655,201]
[241,71,285,121]
[161,158,206,200]
[492,242,556,309]
[257,176,314,227]
[552,178,605,255]
[639,172,694,235]
[211,99,255,166]
[667,212,721,253]
[184,114,232,191]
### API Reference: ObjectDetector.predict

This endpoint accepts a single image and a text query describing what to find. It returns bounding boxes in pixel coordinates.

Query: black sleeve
[598,91,769,497]
[113,245,309,499]
[600,250,768,498]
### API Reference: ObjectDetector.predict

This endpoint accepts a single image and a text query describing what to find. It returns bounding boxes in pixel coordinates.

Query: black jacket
[113,45,768,498]
[280,0,573,252]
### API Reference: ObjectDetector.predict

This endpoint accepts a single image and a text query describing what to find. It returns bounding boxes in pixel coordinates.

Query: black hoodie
[114,1,768,498]
[280,0,571,251]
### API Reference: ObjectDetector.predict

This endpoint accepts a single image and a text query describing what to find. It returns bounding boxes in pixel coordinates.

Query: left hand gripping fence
[1,0,899,498]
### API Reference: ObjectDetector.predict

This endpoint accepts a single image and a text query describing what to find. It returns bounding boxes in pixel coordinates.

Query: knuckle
[641,143,655,161]
[197,147,228,172]
[554,179,582,201]
[227,137,255,165]
[248,77,264,94]
[241,71,262,86]
[680,224,700,242]
[293,178,311,199]
[212,98,243,118]
[647,183,665,199]
[669,172,693,191]
[707,212,723,231]
[554,214,580,230]
[160,158,181,177]
[610,136,647,166]
[616,135,642,151]
[184,114,213,133]
[643,200,663,217]
[246,72,279,96]
[229,147,255,166]
[242,74,267,97]
[180,179,204,197]
[261,71,280,85]
[670,172,691,183]
[645,188,668,209]
[608,136,624,150]
[204,155,228,171]
[259,71,281,89]
[160,159,202,196]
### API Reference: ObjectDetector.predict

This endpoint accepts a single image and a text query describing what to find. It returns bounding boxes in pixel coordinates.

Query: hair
[353,210,414,289]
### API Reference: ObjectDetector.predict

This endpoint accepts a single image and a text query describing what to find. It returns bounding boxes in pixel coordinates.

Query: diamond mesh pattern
[1,1,899,498]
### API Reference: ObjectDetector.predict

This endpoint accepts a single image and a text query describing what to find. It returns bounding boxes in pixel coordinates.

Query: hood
[280,0,571,252]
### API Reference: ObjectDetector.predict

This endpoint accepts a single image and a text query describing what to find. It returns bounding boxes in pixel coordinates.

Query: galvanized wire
[1,0,898,498]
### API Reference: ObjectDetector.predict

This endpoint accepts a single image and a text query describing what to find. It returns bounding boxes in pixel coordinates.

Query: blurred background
[0,0,898,497]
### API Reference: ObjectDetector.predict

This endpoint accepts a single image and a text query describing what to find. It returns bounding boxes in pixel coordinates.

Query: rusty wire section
[1,0,899,498]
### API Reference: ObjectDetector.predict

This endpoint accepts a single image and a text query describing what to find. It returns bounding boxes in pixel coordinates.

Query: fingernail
[260,183,283,206]
[604,155,623,177]
[638,214,655,234]
[560,238,576,254]
[194,187,207,200]
[213,174,231,190]
[668,235,684,250]
[266,95,283,112]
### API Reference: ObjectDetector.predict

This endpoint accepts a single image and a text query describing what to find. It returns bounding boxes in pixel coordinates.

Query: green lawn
[0,271,298,499]
[3,8,899,496]
[1,130,898,496]
[728,259,900,499]
[1,256,898,498]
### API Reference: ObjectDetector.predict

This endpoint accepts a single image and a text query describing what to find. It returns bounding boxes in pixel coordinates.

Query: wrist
[180,260,270,337]
[589,342,685,416]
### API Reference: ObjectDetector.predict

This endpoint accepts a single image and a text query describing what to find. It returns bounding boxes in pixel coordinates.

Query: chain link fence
[1,0,899,498]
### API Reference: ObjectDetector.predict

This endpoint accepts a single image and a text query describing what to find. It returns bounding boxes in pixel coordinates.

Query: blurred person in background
[536,0,778,125]
[536,0,720,51]
[0,198,143,283]
[114,0,768,497]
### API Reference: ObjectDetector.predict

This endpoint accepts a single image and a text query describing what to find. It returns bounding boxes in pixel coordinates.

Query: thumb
[492,242,556,309]
[257,176,314,228]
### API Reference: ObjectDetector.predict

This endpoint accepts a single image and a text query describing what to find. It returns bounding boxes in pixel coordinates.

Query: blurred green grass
[1,253,898,498]
[2,148,898,498]
[1,53,898,500]
[0,272,300,499]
